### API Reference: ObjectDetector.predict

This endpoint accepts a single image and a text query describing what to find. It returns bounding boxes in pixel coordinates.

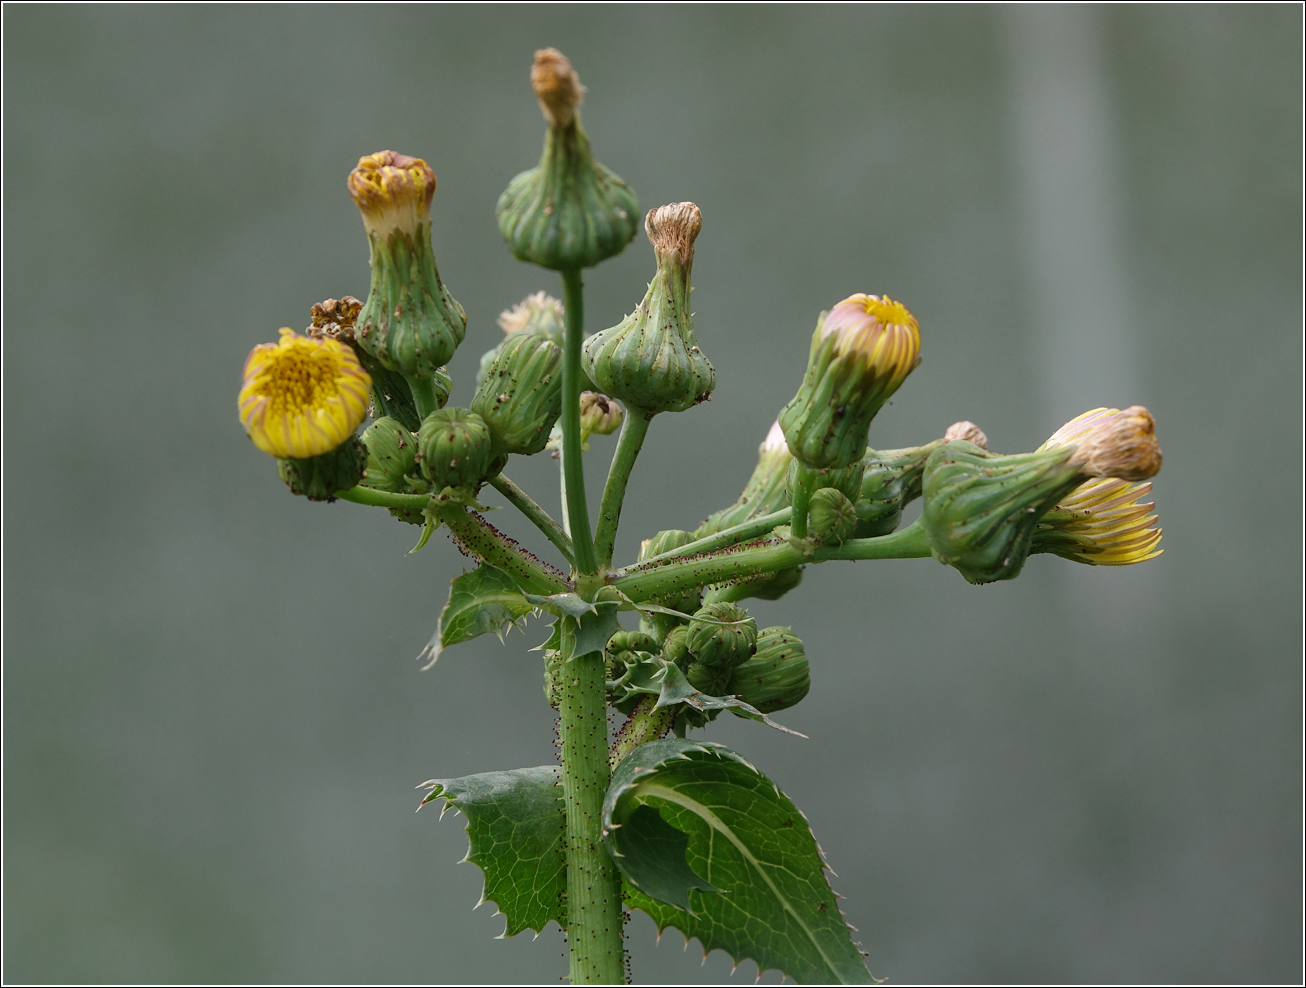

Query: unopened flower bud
[350,151,466,417]
[239,329,371,459]
[497,49,639,270]
[580,391,624,437]
[470,333,563,456]
[1052,406,1163,481]
[277,437,369,502]
[807,488,857,544]
[787,457,864,502]
[583,203,715,414]
[921,442,1084,584]
[727,626,810,714]
[686,601,757,670]
[943,420,988,449]
[853,443,937,538]
[698,421,792,537]
[686,661,732,697]
[360,416,417,493]
[417,407,495,489]
[639,529,694,561]
[780,294,921,470]
[661,625,691,671]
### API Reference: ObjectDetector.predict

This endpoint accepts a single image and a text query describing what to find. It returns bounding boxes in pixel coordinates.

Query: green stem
[435,505,569,595]
[557,267,624,983]
[594,411,652,567]
[410,378,441,421]
[335,486,430,510]
[626,508,792,570]
[614,520,933,603]
[560,268,597,574]
[790,464,816,540]
[609,694,674,769]
[489,474,575,566]
[559,648,626,985]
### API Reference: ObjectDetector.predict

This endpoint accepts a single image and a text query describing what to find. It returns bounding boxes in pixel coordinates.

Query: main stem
[594,411,652,567]
[558,267,625,985]
[561,269,597,574]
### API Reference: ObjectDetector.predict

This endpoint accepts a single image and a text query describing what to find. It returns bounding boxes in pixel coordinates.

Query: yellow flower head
[239,329,371,459]
[348,150,436,238]
[1036,407,1162,565]
[820,293,921,391]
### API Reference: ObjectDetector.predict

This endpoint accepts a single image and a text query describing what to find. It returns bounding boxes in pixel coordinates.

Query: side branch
[612,521,932,603]
[593,410,651,567]
[438,505,570,595]
[489,473,575,566]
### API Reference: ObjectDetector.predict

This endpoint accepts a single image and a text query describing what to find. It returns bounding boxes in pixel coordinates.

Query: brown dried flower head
[531,48,585,127]
[645,202,702,268]
[944,420,988,449]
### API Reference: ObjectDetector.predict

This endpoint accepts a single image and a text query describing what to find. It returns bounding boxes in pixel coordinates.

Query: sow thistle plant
[239,49,1164,985]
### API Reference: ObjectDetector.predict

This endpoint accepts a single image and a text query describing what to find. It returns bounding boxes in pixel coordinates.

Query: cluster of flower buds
[416,407,500,491]
[496,49,639,271]
[471,332,564,456]
[349,151,466,420]
[584,202,716,414]
[921,406,1162,584]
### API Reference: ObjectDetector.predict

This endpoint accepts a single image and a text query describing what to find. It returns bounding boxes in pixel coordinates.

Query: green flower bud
[807,487,857,544]
[349,151,467,419]
[697,421,792,537]
[686,661,732,696]
[639,529,694,561]
[497,49,639,270]
[416,407,495,489]
[360,416,418,492]
[470,332,563,456]
[583,203,716,414]
[787,456,864,502]
[277,437,368,502]
[661,626,691,671]
[921,440,1085,585]
[852,443,936,538]
[727,626,810,714]
[580,391,623,438]
[780,294,921,470]
[686,602,757,670]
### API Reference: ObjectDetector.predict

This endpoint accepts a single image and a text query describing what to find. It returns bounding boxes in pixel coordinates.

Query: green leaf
[655,663,806,738]
[419,565,535,667]
[604,739,873,984]
[569,600,622,658]
[419,766,565,937]
[523,591,596,619]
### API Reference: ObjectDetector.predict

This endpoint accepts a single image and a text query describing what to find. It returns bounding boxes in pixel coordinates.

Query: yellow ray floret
[1037,477,1163,565]
[822,293,921,387]
[239,329,371,459]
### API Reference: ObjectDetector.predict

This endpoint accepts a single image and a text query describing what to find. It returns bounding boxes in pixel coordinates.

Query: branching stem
[594,410,652,567]
[489,473,574,566]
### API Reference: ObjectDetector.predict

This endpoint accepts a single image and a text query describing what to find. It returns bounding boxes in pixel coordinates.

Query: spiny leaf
[419,766,565,937]
[604,739,872,984]
[419,565,534,667]
[655,662,805,738]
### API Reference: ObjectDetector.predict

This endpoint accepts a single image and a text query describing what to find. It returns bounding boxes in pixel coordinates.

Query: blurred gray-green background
[3,5,1300,984]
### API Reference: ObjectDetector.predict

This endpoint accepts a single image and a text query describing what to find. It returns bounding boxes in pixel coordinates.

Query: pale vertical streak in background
[1004,6,1141,426]
[1003,7,1155,617]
